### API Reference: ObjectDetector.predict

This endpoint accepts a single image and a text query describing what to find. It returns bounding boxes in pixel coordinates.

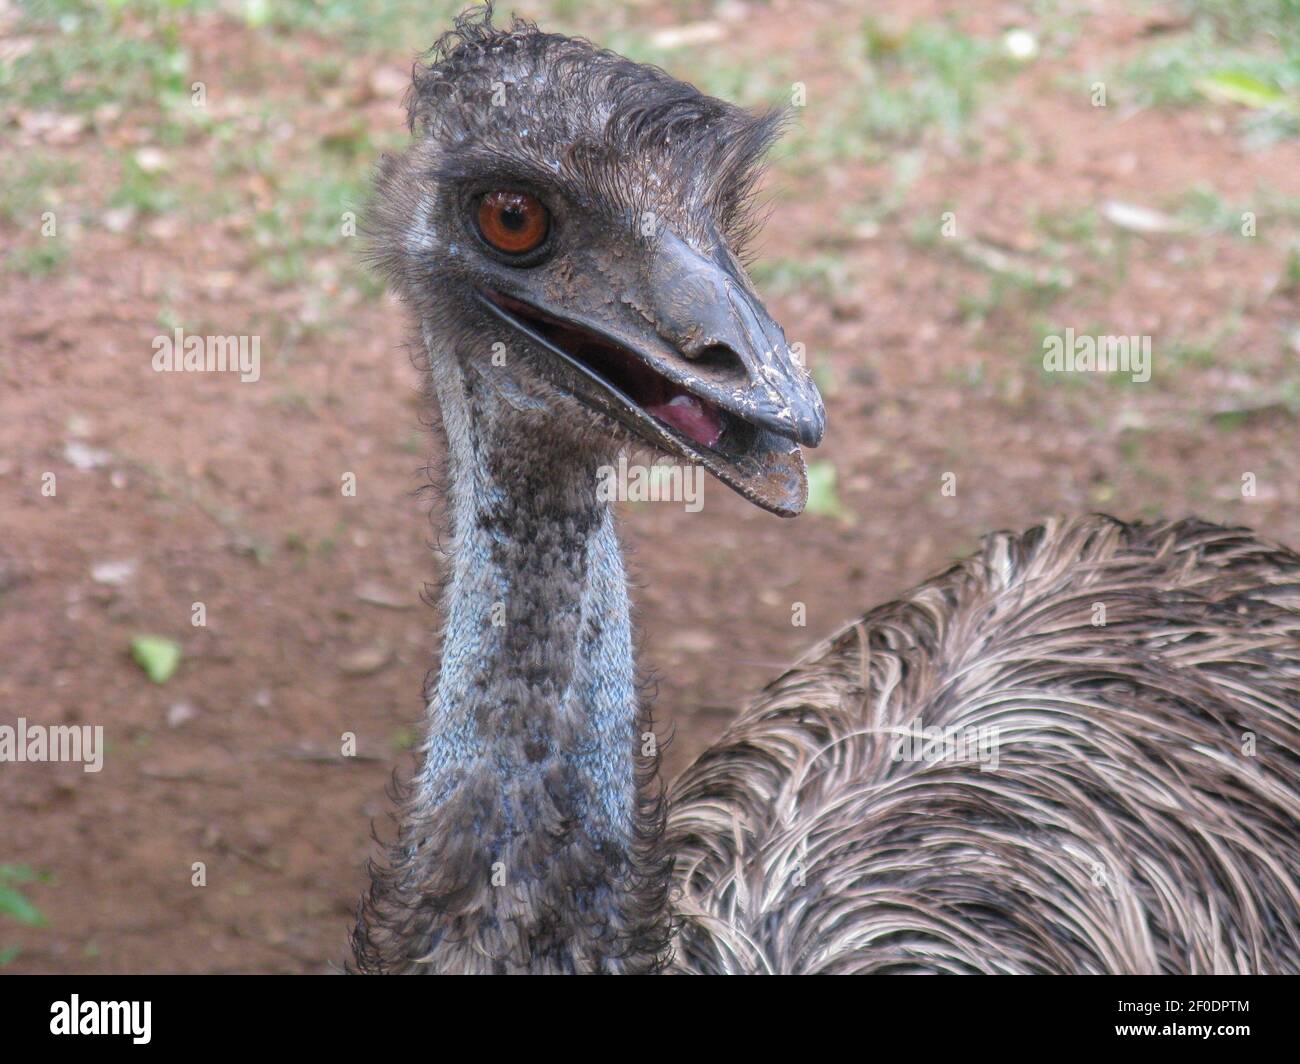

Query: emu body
[668,517,1300,973]
[352,9,1300,974]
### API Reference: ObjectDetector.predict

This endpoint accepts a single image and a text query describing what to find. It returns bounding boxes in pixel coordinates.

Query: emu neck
[426,365,637,841]
[358,346,668,973]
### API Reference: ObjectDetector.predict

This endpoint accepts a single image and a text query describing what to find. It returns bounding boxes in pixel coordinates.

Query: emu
[352,8,1300,974]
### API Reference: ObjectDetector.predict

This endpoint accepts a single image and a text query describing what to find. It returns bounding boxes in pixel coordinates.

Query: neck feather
[353,340,670,974]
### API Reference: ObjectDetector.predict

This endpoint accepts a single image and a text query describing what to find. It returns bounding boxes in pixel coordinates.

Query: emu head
[371,10,825,515]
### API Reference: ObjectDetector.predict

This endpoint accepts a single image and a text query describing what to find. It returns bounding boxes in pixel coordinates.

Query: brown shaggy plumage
[667,516,1300,973]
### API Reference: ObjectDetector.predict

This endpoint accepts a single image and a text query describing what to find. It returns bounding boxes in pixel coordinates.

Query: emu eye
[476,191,550,256]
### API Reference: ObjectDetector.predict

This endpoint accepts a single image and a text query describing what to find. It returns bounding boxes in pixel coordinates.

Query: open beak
[475,231,825,516]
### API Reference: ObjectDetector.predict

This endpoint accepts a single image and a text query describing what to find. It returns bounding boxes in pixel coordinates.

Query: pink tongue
[646,393,723,449]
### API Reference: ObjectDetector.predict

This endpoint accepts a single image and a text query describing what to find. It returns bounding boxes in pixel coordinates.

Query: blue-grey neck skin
[419,341,638,843]
[351,335,670,974]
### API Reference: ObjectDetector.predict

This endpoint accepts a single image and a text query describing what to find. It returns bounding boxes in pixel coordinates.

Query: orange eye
[476,191,550,255]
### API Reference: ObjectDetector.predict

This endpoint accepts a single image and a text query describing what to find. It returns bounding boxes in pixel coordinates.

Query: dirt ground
[2,0,1298,972]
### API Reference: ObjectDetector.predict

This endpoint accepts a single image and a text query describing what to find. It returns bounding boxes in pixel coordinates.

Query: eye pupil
[501,208,525,230]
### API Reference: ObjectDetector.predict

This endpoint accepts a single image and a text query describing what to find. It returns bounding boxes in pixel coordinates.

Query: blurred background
[1,0,1298,972]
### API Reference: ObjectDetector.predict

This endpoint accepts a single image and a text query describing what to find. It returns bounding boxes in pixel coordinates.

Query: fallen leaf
[650,22,725,49]
[0,886,45,927]
[1196,72,1296,113]
[665,629,718,654]
[101,207,137,234]
[133,147,170,173]
[354,581,414,610]
[91,560,136,586]
[806,461,852,522]
[338,645,393,676]
[64,441,111,470]
[131,636,182,684]
[1101,201,1189,235]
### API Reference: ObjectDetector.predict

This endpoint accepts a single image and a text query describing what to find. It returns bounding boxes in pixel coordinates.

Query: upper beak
[646,231,825,450]
[476,229,826,517]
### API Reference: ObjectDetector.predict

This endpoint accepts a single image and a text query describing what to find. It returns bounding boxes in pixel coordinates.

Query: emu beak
[477,231,826,517]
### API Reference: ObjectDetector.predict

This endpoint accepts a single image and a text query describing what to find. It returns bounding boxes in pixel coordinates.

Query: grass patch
[856,18,1015,142]
[109,152,181,216]
[1172,185,1300,239]
[0,153,79,277]
[1,863,53,964]
[959,270,1068,329]
[1113,0,1300,141]
[249,147,385,291]
[1033,204,1101,244]
[1281,241,1300,293]
[240,0,464,50]
[750,253,853,299]
[792,18,1017,166]
[5,0,197,115]
[0,153,80,226]
[4,241,70,277]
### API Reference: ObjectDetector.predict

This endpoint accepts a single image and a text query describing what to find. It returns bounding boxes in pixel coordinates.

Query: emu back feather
[666,515,1300,973]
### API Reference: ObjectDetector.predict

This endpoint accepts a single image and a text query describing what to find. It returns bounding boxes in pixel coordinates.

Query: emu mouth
[476,289,815,517]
